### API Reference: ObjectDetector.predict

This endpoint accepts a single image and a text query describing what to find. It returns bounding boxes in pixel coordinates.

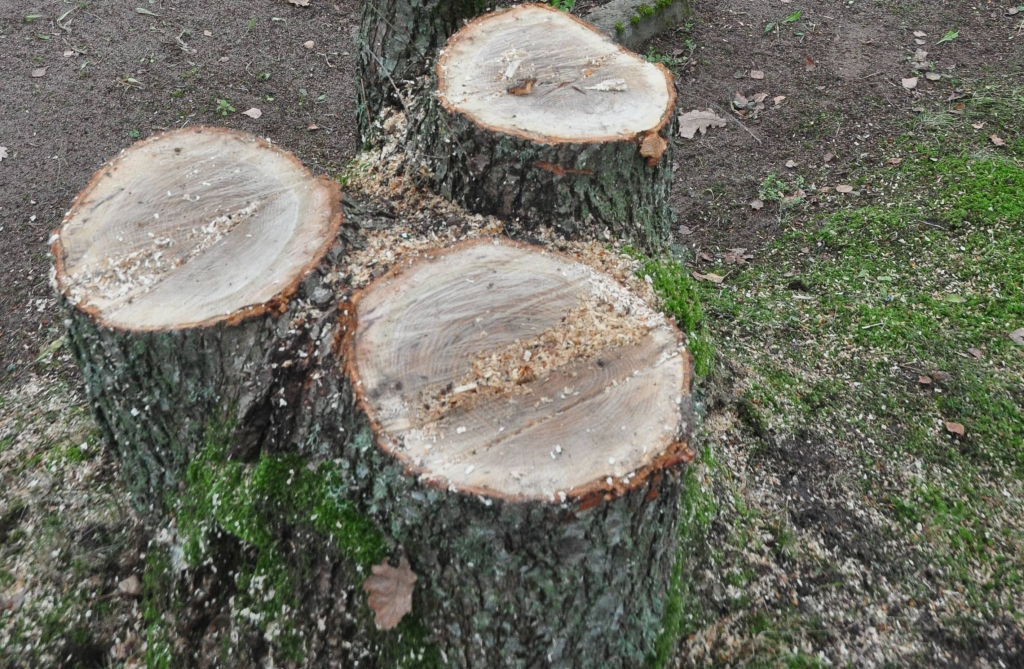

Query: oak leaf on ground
[677,109,726,139]
[362,556,417,630]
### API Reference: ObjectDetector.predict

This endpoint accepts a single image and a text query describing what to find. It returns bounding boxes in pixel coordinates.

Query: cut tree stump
[408,4,677,254]
[51,127,343,504]
[319,239,696,667]
[356,0,491,141]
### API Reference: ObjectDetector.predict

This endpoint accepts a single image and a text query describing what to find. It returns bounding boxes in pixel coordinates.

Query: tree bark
[52,127,343,506]
[356,0,492,142]
[406,4,677,254]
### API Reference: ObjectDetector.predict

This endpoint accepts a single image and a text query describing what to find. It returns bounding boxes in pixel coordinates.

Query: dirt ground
[2,0,1023,667]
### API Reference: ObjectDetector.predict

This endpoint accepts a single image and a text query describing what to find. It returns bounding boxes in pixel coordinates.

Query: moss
[648,448,717,667]
[637,255,715,379]
[615,20,625,33]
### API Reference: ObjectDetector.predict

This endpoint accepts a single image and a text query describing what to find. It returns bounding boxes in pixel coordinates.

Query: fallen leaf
[362,557,417,630]
[31,67,47,78]
[918,375,932,385]
[698,251,713,262]
[134,7,160,16]
[990,135,1006,147]
[944,421,965,436]
[218,56,230,62]
[936,30,958,45]
[1010,328,1024,346]
[931,370,952,383]
[913,48,929,61]
[242,107,262,119]
[823,151,835,163]
[773,95,786,105]
[967,347,984,360]
[0,147,7,162]
[750,199,764,211]
[724,248,753,264]
[902,77,918,90]
[752,92,768,104]
[1009,6,1020,15]
[639,132,668,166]
[925,72,941,81]
[785,159,798,168]
[286,0,310,5]
[733,91,749,107]
[804,55,816,70]
[750,70,765,79]
[886,157,903,166]
[693,272,725,284]
[303,40,315,49]
[203,29,212,36]
[507,78,536,96]
[836,184,854,193]
[63,49,75,57]
[677,109,727,139]
[307,122,320,131]
[914,39,926,46]
[118,575,143,598]
[678,225,693,236]
[972,121,985,129]
[913,30,927,37]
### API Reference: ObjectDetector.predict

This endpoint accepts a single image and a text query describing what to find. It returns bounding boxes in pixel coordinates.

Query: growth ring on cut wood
[351,239,691,500]
[53,126,339,330]
[411,3,677,254]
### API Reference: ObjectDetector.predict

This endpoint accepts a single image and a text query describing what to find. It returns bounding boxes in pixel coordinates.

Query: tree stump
[326,239,696,667]
[356,0,491,141]
[51,127,343,505]
[409,4,677,254]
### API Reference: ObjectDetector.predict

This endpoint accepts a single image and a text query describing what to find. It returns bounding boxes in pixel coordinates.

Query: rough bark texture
[356,0,491,142]
[408,96,675,254]
[60,250,344,508]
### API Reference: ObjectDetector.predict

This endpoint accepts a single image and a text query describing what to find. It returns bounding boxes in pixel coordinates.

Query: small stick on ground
[711,103,762,144]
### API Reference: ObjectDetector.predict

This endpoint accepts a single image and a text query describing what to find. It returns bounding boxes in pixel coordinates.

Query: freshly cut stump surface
[53,127,343,502]
[341,239,694,667]
[410,4,676,253]
[55,127,339,329]
[354,240,688,499]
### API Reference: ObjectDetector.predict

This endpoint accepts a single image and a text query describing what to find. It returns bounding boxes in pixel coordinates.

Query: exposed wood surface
[53,127,340,330]
[438,4,674,143]
[352,239,688,500]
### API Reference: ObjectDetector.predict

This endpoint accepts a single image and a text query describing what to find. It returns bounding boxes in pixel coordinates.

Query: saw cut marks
[53,127,340,330]
[352,240,688,501]
[437,3,673,143]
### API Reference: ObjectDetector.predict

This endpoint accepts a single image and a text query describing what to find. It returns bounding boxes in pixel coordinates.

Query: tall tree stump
[356,0,491,141]
[324,239,695,667]
[409,4,677,254]
[51,127,343,504]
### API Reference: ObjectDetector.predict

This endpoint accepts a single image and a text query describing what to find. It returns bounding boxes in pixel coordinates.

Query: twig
[860,71,884,79]
[710,103,762,144]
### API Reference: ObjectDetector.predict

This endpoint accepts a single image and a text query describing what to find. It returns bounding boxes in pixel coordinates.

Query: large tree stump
[356,0,491,141]
[319,239,696,667]
[51,127,343,505]
[408,4,677,254]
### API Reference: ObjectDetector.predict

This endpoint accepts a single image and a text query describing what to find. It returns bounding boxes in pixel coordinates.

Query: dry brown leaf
[944,421,965,436]
[967,347,984,360]
[693,272,724,284]
[677,109,726,139]
[887,157,903,166]
[363,557,417,630]
[639,132,668,166]
[913,48,929,62]
[307,122,320,131]
[303,40,315,49]
[724,248,753,264]
[913,30,927,37]
[972,121,985,129]
[773,95,786,105]
[31,67,47,78]
[63,49,75,57]
[918,375,932,385]
[914,39,926,45]
[750,70,765,80]
[804,55,816,71]
[286,0,310,5]
[1010,328,1024,346]
[0,147,7,162]
[242,107,262,119]
[925,72,941,81]
[902,77,918,90]
[823,151,835,163]
[990,135,1006,147]
[750,199,764,211]
[836,184,854,193]
[117,575,142,598]
[785,159,798,168]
